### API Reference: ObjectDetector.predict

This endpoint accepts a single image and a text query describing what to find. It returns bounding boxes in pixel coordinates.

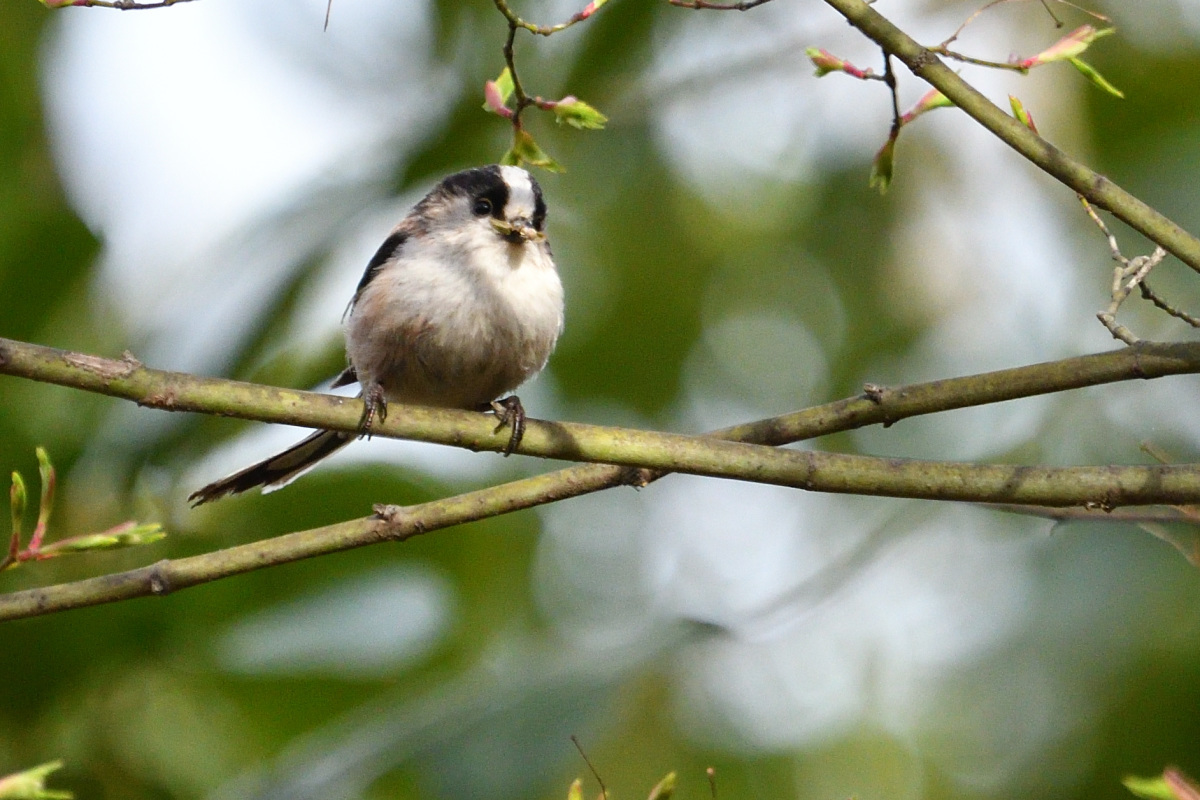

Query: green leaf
[0,761,73,800]
[647,772,676,800]
[1125,775,1180,800]
[35,447,54,535]
[552,96,608,130]
[504,129,564,173]
[1008,94,1038,132]
[10,471,26,544]
[39,523,166,556]
[1069,57,1125,98]
[869,132,897,194]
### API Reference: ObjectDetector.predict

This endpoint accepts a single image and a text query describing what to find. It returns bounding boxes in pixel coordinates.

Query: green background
[2,1,1199,799]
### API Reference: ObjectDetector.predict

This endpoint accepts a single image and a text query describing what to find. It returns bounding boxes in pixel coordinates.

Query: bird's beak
[491,217,544,244]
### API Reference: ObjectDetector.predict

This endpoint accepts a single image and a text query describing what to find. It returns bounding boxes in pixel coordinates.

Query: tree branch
[5,336,1200,620]
[820,0,1200,275]
[4,334,1200,502]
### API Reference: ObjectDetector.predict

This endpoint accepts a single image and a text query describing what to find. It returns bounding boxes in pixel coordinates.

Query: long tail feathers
[188,429,354,506]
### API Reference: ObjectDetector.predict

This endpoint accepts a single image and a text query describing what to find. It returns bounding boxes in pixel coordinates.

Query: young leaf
[1020,25,1115,68]
[10,471,26,546]
[38,523,166,556]
[869,131,897,194]
[900,88,953,126]
[0,761,73,800]
[647,773,676,800]
[552,96,608,130]
[505,129,564,173]
[1008,95,1039,132]
[1068,58,1125,98]
[33,447,55,550]
[488,68,515,107]
[805,47,873,79]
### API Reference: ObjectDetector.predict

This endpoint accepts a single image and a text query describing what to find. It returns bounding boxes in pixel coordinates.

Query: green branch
[821,0,1200,274]
[4,335,1200,502]
[5,336,1200,620]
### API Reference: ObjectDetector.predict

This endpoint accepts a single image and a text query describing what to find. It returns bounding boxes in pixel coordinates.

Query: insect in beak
[491,217,544,244]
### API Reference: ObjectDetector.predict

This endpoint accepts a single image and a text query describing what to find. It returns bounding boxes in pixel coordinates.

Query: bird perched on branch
[189,165,564,505]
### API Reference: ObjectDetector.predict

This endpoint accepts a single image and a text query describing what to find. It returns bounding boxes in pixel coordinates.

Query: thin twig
[570,736,609,800]
[492,0,608,37]
[1083,196,1170,343]
[50,0,199,8]
[940,0,1107,48]
[928,46,1029,71]
[667,0,775,9]
[882,50,901,134]
[1140,281,1200,329]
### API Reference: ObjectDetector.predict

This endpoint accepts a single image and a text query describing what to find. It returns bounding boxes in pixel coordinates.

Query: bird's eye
[472,198,493,216]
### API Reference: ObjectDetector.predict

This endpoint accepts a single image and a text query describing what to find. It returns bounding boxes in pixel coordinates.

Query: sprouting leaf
[900,88,953,126]
[503,129,564,173]
[482,68,516,117]
[1020,25,1115,68]
[1008,95,1039,132]
[38,523,166,556]
[552,96,608,130]
[0,761,73,800]
[869,132,897,194]
[647,772,676,800]
[10,471,26,544]
[1068,57,1125,98]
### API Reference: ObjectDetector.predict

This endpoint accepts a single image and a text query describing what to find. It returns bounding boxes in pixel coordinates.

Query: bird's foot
[489,396,526,456]
[360,383,388,438]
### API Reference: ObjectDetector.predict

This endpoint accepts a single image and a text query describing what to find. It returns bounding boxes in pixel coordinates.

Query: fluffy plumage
[189,165,563,505]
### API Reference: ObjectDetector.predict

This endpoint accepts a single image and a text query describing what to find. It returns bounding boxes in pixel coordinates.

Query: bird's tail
[188,428,354,506]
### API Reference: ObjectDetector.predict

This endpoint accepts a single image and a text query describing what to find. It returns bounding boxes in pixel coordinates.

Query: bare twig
[492,0,608,37]
[667,0,775,9]
[47,0,199,8]
[1083,197,1170,343]
[927,46,1030,71]
[1140,281,1200,329]
[570,736,609,800]
[940,0,1107,48]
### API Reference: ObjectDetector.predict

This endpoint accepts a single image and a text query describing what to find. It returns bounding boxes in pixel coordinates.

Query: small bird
[189,165,564,505]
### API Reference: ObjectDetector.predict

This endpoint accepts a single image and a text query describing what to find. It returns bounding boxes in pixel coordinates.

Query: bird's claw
[360,383,388,438]
[490,396,526,456]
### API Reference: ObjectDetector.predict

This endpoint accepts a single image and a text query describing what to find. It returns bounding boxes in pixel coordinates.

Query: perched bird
[189,165,563,505]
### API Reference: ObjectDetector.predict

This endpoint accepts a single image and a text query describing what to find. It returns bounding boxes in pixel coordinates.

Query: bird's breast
[344,241,563,409]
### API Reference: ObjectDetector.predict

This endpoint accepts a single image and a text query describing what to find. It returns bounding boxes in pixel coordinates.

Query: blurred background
[2,0,1200,798]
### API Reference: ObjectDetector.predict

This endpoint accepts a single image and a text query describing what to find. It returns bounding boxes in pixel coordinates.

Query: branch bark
[4,335,1200,620]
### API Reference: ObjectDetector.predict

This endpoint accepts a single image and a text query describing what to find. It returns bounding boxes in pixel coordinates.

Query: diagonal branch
[5,336,1200,620]
[820,0,1200,275]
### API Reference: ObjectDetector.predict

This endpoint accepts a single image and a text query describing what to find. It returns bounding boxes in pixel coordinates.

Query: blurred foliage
[1,2,1200,800]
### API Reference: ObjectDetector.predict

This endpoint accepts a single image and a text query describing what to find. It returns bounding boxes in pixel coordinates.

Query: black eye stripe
[478,184,508,220]
[531,180,546,230]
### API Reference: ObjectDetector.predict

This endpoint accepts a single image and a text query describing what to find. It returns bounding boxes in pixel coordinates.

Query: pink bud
[1019,25,1112,69]
[484,81,513,118]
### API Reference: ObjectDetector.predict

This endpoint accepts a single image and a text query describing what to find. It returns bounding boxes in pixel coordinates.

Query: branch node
[619,467,655,488]
[63,352,140,381]
[146,560,173,595]
[372,503,404,523]
[862,383,887,403]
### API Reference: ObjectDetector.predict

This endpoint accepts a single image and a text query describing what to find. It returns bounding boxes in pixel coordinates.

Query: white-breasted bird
[189,165,563,505]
